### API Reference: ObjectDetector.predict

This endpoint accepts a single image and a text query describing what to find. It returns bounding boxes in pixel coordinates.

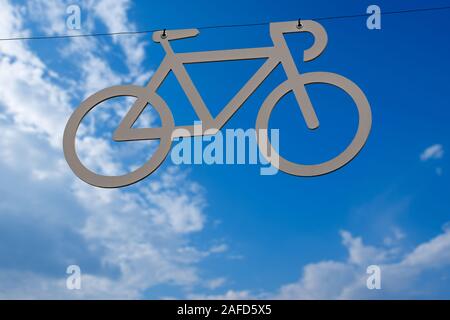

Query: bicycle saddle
[152,29,199,42]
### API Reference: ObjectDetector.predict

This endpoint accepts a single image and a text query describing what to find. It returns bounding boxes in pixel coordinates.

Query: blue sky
[0,0,449,299]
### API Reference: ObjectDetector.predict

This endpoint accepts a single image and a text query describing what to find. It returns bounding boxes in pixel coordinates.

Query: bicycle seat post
[152,29,200,43]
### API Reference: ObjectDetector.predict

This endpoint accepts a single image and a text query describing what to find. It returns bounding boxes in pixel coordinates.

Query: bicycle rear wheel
[63,85,174,188]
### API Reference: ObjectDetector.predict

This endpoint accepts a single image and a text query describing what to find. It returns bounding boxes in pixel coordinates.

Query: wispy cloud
[420,144,444,161]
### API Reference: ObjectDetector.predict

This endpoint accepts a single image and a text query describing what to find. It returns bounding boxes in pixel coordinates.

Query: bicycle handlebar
[270,20,328,62]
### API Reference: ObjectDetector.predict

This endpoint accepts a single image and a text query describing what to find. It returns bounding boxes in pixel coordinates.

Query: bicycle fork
[272,33,320,130]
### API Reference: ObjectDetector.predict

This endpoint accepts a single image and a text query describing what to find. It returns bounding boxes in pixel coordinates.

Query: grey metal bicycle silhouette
[63,20,372,188]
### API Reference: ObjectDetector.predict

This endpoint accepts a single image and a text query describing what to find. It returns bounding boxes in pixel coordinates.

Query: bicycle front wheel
[63,85,174,188]
[255,72,372,176]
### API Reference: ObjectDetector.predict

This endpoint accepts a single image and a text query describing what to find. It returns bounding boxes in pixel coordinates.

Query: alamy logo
[66,265,81,290]
[63,20,372,188]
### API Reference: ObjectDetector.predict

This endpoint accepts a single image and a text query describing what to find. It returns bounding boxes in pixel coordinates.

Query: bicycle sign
[63,20,372,188]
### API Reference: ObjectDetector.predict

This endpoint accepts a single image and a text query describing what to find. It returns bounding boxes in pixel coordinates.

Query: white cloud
[209,244,228,254]
[420,144,444,161]
[92,0,147,76]
[189,290,253,300]
[277,261,356,299]
[0,0,220,299]
[0,115,209,298]
[26,0,68,36]
[76,136,123,176]
[383,227,405,246]
[79,54,122,96]
[23,0,151,95]
[191,226,450,300]
[0,1,71,147]
[284,227,450,299]
[340,230,389,266]
[143,167,206,234]
[400,229,450,269]
[205,277,227,290]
